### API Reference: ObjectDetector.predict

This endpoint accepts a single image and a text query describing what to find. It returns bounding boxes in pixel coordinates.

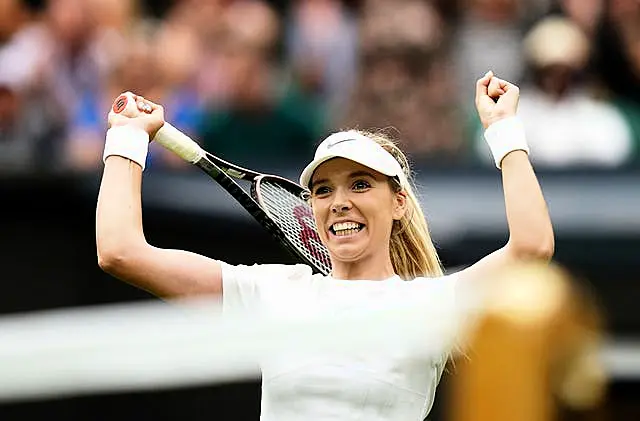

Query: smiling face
[309,158,407,274]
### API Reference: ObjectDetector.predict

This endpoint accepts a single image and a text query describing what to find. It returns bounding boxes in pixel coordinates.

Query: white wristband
[103,125,150,170]
[483,116,530,169]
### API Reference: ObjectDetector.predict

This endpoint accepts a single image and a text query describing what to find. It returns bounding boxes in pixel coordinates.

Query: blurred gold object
[447,262,606,421]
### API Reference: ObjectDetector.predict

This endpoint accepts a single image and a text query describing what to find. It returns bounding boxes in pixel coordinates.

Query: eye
[313,185,331,196]
[352,180,371,191]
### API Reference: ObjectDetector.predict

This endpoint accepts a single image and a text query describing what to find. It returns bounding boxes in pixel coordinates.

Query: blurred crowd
[0,0,639,175]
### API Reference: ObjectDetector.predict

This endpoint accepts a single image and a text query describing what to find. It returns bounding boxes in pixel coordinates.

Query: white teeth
[331,222,363,236]
[332,222,360,231]
[335,229,360,237]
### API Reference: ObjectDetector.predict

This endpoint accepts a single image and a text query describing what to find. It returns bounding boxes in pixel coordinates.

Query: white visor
[299,131,406,189]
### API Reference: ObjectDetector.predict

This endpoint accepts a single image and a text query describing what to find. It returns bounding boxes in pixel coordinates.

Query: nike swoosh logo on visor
[326,138,357,148]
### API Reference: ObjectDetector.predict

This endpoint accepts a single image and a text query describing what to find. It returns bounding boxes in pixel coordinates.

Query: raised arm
[96,93,223,299]
[458,72,555,283]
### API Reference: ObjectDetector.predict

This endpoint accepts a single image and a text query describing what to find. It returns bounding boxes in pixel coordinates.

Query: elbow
[535,239,555,262]
[507,235,555,263]
[97,249,123,275]
[97,241,146,276]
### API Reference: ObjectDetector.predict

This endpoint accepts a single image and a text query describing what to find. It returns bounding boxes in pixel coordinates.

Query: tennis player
[96,70,554,421]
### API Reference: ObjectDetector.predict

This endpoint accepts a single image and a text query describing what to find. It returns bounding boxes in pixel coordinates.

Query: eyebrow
[310,171,377,190]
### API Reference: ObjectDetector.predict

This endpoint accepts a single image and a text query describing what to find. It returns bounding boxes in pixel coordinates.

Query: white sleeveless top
[221,262,461,421]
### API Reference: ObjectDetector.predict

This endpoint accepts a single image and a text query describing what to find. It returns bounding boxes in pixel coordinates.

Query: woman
[96,70,554,420]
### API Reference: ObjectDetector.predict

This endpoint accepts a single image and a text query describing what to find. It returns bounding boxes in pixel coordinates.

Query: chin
[328,243,368,263]
[323,227,377,264]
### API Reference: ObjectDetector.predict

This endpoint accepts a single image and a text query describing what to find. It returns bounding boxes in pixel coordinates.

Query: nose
[331,203,351,214]
[331,189,352,214]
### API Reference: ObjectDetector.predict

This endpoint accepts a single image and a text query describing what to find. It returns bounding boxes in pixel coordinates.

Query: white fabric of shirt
[221,262,461,421]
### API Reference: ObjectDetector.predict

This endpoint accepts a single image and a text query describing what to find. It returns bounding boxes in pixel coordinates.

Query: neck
[329,253,396,281]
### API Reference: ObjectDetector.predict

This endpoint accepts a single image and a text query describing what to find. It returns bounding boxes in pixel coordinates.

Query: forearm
[96,156,147,262]
[500,151,554,260]
[459,73,555,285]
[93,93,224,298]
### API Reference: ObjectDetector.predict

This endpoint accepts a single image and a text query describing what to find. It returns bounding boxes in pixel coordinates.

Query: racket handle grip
[154,123,205,164]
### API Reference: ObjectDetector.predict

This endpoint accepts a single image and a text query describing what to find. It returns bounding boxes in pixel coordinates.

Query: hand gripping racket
[112,94,332,275]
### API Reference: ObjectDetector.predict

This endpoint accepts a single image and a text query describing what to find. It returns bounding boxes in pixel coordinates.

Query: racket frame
[189,151,331,276]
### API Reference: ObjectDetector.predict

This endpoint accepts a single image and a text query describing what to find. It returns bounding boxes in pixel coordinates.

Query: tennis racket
[112,94,332,276]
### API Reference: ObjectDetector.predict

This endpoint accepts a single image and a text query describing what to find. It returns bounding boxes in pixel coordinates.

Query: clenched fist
[107,92,165,139]
[475,71,520,130]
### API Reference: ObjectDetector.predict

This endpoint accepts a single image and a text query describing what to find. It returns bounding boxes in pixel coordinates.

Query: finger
[500,80,518,92]
[494,77,517,91]
[475,70,494,99]
[142,98,164,117]
[503,82,520,104]
[133,96,155,114]
[497,80,520,112]
[133,97,165,133]
[492,78,519,96]
[488,78,506,99]
[141,103,153,114]
[134,96,152,113]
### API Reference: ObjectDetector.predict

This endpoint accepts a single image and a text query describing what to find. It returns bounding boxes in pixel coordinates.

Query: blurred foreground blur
[448,262,607,421]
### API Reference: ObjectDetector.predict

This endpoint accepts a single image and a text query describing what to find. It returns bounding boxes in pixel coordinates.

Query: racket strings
[257,181,332,275]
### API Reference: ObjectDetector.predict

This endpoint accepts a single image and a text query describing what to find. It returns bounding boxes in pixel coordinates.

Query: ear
[392,190,408,221]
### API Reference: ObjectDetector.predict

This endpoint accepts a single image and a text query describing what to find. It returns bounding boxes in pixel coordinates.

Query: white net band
[0,294,467,403]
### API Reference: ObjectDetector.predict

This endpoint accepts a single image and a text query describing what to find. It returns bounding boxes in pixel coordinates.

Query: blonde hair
[357,129,443,280]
